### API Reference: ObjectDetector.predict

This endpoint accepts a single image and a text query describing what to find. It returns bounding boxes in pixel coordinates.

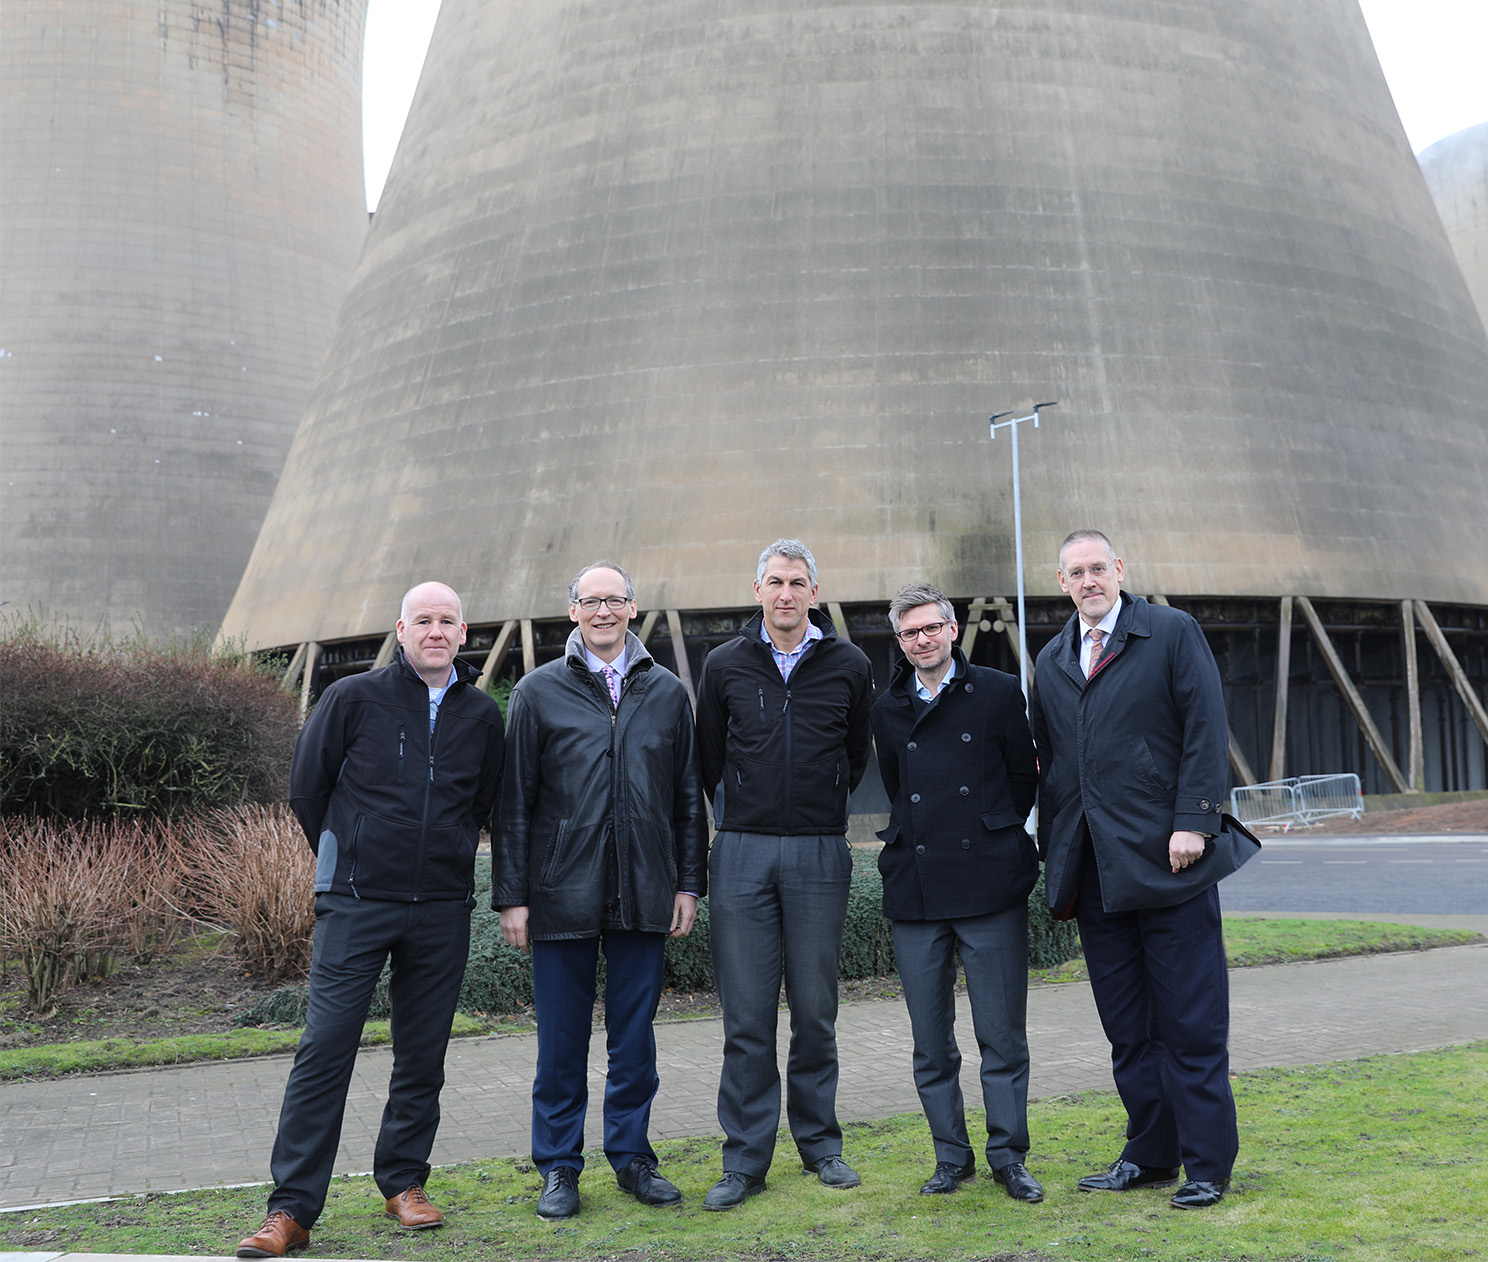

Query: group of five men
[237,531,1254,1257]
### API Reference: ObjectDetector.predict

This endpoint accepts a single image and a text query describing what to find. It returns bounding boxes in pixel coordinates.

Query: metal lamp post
[989,401,1056,699]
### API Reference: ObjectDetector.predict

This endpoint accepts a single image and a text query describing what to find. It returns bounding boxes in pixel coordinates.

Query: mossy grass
[9,1042,1484,1260]
[0,1013,492,1081]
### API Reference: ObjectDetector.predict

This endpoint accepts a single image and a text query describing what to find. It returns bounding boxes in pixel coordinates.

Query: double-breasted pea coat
[870,647,1039,922]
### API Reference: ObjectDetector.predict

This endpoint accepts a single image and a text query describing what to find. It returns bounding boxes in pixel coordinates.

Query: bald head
[396,582,467,687]
[401,581,462,626]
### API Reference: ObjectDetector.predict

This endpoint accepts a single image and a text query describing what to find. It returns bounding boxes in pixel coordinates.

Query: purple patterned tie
[1087,628,1105,679]
[603,664,621,706]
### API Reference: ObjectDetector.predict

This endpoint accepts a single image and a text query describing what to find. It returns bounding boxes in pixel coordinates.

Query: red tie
[1087,628,1105,679]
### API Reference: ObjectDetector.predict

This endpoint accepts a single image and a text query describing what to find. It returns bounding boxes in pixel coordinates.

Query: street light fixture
[988,401,1056,699]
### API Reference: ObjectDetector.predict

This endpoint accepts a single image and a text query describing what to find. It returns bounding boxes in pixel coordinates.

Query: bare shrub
[0,818,163,1016]
[185,805,315,983]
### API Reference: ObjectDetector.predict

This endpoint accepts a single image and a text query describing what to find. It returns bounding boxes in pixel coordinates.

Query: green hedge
[237,851,1079,1026]
[0,620,300,820]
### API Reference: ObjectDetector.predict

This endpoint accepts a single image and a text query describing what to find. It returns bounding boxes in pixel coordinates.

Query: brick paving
[3,917,1485,1214]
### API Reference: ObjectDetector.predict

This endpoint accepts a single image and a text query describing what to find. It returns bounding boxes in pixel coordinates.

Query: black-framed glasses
[575,595,633,612]
[895,621,949,643]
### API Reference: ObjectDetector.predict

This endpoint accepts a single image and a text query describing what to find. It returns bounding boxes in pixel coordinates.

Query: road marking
[1386,859,1433,864]
[1322,860,1367,864]
[1261,860,1303,864]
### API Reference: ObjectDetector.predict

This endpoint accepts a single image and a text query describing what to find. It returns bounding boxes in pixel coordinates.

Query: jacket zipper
[782,687,793,832]
[397,723,406,781]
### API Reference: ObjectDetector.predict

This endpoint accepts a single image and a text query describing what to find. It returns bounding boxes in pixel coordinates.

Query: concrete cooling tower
[1419,122,1488,334]
[224,0,1488,797]
[1,0,368,637]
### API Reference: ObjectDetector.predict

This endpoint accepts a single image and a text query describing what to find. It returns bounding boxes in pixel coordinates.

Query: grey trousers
[708,831,853,1176]
[891,904,1031,1172]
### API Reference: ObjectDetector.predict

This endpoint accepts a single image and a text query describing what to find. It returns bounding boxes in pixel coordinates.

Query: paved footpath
[3,912,1485,1221]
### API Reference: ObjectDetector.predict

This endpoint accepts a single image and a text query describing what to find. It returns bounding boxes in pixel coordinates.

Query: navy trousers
[708,831,853,1177]
[530,930,667,1176]
[267,894,471,1226]
[1075,840,1238,1182]
[892,905,1031,1172]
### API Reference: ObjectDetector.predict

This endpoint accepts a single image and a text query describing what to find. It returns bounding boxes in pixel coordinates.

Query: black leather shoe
[702,1171,766,1211]
[802,1154,862,1188]
[536,1166,580,1220]
[616,1157,682,1207]
[1171,1178,1229,1209]
[993,1162,1044,1203]
[920,1160,975,1195]
[1078,1159,1181,1192]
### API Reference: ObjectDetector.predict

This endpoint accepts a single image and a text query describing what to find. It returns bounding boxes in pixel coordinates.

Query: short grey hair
[756,538,817,585]
[1058,529,1117,567]
[400,581,463,625]
[569,560,635,604]
[888,583,956,634]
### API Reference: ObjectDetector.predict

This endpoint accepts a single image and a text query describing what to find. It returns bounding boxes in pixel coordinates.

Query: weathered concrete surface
[222,0,1488,651]
[1,0,368,636]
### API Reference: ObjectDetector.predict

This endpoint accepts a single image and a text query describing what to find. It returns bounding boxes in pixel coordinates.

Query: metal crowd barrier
[1229,773,1364,829]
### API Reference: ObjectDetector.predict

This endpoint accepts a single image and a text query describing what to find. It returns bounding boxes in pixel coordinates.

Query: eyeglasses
[895,621,949,643]
[574,595,633,612]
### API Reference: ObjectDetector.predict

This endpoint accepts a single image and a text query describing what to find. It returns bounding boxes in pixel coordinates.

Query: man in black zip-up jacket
[238,583,505,1258]
[493,561,707,1221]
[693,540,874,1210]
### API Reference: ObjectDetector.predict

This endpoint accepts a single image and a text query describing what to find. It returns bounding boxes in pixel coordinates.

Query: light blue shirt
[761,619,822,681]
[913,654,958,703]
[427,663,456,732]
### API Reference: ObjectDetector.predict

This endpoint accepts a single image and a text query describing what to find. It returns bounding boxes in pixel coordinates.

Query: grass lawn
[8,1041,1483,1261]
[1,919,1477,1080]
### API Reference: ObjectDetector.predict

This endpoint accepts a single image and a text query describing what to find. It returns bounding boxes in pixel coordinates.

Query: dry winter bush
[0,817,187,1016]
[185,804,316,983]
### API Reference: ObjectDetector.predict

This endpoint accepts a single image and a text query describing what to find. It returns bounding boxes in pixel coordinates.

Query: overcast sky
[363,0,1488,211]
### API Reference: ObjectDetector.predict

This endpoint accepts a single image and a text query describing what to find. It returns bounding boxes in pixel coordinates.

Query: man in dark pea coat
[870,582,1043,1204]
[1029,530,1259,1211]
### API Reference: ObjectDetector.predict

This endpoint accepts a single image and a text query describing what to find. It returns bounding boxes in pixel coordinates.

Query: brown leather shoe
[236,1211,309,1258]
[385,1183,443,1230]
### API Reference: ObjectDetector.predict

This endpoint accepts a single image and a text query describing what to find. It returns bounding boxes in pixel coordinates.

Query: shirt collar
[1080,602,1121,642]
[583,645,627,677]
[912,654,957,703]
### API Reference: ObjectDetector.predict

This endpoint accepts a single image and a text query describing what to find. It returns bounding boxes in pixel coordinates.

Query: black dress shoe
[536,1166,580,1220]
[616,1157,682,1207]
[993,1162,1044,1203]
[1171,1178,1229,1209]
[702,1171,766,1211]
[1078,1159,1181,1192]
[802,1154,862,1188]
[920,1160,975,1195]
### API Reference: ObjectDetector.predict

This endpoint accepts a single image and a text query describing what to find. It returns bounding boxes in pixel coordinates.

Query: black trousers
[266,894,471,1226]
[1075,838,1238,1182]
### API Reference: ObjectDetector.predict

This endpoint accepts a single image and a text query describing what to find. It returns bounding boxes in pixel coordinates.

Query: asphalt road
[1219,835,1488,914]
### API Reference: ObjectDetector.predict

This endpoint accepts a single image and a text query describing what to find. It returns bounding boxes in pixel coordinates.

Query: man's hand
[670,893,698,938]
[500,905,531,951]
[1169,830,1207,873]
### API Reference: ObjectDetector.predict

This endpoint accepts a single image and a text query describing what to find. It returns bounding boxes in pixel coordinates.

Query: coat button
[1198,798,1211,811]
[960,839,971,849]
[907,741,917,751]
[959,786,969,796]
[961,732,971,742]
[964,683,974,692]
[915,844,926,855]
[910,793,921,803]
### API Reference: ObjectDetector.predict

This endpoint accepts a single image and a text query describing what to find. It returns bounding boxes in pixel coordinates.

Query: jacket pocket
[876,823,901,845]
[539,819,573,889]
